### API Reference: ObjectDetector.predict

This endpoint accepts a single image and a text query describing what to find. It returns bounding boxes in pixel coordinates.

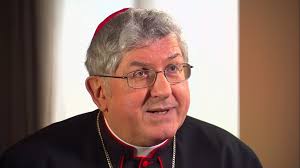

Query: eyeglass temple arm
[96,75,127,79]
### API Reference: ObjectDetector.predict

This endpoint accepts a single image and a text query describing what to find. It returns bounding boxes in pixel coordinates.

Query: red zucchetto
[93,8,129,38]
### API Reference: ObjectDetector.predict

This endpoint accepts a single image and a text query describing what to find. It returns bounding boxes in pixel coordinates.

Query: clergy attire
[0,110,262,168]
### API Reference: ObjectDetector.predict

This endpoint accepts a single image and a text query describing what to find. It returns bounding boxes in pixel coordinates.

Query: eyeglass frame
[95,63,193,89]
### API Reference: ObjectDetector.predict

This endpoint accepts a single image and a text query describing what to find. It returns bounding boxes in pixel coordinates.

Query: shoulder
[179,116,239,145]
[0,110,99,167]
[176,116,262,168]
[12,110,98,146]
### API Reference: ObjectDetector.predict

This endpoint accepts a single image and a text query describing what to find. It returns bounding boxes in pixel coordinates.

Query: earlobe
[85,76,108,111]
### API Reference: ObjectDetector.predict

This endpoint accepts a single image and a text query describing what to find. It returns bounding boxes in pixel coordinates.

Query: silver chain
[96,112,176,168]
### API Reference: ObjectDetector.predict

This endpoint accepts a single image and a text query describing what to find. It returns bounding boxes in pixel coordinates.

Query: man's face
[104,34,190,146]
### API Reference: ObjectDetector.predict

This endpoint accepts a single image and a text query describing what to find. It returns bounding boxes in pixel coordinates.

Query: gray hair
[85,8,188,76]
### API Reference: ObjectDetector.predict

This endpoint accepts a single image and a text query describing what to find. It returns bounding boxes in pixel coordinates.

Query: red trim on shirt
[158,156,164,168]
[132,139,170,159]
[119,155,125,168]
[102,116,136,151]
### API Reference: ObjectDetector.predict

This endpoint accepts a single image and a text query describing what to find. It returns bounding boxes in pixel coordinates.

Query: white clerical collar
[104,116,168,157]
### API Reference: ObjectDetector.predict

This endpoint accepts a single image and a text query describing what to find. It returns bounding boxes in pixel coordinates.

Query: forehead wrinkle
[128,52,182,67]
[129,61,151,68]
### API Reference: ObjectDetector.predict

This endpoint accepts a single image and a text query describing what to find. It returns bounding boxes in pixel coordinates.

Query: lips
[146,107,173,114]
[147,109,169,114]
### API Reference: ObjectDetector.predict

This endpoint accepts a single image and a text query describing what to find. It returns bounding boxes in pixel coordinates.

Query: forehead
[121,35,184,67]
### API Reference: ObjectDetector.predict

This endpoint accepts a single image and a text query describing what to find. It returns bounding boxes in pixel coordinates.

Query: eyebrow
[168,53,181,59]
[129,61,150,68]
[128,52,182,67]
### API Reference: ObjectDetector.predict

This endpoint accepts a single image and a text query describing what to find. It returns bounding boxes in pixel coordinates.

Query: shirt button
[142,160,151,167]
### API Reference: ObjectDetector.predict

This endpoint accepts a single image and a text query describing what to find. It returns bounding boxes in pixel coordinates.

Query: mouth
[146,108,171,114]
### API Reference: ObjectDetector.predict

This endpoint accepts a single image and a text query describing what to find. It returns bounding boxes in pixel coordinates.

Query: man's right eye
[132,70,149,78]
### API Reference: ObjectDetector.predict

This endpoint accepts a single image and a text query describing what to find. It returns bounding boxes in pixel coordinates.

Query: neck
[104,116,168,156]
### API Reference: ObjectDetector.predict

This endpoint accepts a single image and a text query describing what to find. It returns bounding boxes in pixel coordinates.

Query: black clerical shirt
[0,110,262,168]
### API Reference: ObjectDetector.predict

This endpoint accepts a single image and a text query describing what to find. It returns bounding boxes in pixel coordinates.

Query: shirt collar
[103,115,168,157]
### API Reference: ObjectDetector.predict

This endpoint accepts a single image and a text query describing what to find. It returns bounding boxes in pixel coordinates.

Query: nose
[150,72,172,98]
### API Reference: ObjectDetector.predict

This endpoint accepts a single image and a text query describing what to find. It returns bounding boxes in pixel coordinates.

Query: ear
[85,76,109,112]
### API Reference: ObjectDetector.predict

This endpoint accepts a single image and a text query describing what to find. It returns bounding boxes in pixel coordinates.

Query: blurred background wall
[0,0,60,154]
[0,0,299,167]
[0,0,43,154]
[240,0,299,168]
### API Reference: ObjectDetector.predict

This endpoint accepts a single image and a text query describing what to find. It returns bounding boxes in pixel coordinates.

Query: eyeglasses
[96,63,193,89]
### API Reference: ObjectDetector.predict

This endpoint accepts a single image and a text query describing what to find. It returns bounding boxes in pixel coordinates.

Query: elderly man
[0,8,262,168]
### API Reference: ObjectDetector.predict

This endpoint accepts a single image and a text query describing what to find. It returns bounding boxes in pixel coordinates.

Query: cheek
[120,96,142,110]
[173,82,190,111]
[110,85,146,112]
[112,92,147,125]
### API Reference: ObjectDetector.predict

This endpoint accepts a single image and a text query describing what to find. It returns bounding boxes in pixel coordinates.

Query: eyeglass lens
[127,64,192,88]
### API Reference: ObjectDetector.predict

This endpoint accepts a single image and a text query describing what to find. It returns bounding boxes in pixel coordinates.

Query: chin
[140,128,176,146]
[142,121,182,144]
[152,127,178,140]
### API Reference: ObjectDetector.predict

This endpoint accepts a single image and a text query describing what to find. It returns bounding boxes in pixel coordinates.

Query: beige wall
[240,0,299,168]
